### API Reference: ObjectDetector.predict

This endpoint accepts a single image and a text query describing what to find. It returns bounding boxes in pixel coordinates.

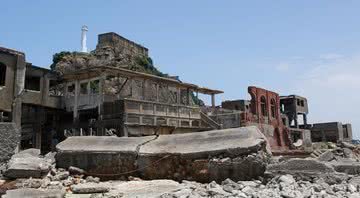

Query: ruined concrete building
[214,86,352,154]
[0,33,223,155]
[0,31,353,156]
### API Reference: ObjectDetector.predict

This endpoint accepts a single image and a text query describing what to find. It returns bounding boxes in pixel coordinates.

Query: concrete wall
[0,123,20,163]
[0,53,18,112]
[97,32,148,57]
[311,122,344,142]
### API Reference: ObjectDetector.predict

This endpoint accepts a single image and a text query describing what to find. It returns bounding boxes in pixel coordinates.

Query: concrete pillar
[0,112,3,122]
[98,75,105,136]
[303,114,308,127]
[12,55,26,129]
[73,80,80,124]
[211,94,215,108]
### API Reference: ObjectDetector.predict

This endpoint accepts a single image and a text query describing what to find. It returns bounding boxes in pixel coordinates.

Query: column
[211,94,215,108]
[73,80,80,124]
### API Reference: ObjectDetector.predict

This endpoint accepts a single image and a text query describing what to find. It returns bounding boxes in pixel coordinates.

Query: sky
[1,1,359,139]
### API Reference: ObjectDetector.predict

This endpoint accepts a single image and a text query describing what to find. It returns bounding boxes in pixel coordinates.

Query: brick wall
[0,123,20,163]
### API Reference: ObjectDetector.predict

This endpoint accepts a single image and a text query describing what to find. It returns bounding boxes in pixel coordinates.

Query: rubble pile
[161,175,360,198]
[0,139,359,197]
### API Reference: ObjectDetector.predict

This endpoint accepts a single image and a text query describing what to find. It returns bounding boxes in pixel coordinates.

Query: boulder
[4,149,50,179]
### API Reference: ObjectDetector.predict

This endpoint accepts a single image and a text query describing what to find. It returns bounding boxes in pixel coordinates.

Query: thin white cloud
[319,53,344,61]
[293,53,360,139]
[275,63,290,72]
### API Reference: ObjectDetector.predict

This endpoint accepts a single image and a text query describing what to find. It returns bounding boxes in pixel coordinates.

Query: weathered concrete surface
[109,180,181,198]
[56,126,269,182]
[56,136,155,178]
[267,158,335,175]
[71,183,109,194]
[331,160,360,175]
[139,127,267,158]
[138,127,269,182]
[2,188,65,198]
[0,123,20,164]
[4,149,50,179]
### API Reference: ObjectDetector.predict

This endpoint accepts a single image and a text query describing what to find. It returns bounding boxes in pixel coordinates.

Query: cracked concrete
[56,126,270,182]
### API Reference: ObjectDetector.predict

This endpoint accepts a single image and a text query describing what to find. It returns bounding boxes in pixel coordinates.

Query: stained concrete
[56,126,270,182]
[139,126,267,158]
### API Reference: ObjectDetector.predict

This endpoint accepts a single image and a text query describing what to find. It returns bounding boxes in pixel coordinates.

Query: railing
[117,98,207,129]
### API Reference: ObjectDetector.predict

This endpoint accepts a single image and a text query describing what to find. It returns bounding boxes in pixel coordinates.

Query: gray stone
[72,183,109,194]
[86,176,100,183]
[44,152,56,165]
[2,188,65,198]
[68,166,85,175]
[54,171,69,181]
[4,149,50,179]
[341,142,356,149]
[111,180,181,198]
[279,174,295,184]
[332,161,360,175]
[318,150,335,161]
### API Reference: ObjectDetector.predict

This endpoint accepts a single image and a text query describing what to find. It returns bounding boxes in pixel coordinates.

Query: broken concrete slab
[332,160,360,175]
[139,126,268,158]
[2,188,65,198]
[56,126,269,182]
[267,158,335,175]
[4,149,50,179]
[56,136,155,178]
[109,180,181,198]
[71,183,109,194]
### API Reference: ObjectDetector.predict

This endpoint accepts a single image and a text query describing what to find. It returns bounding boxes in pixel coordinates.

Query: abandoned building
[0,33,223,153]
[0,31,354,155]
[214,86,353,153]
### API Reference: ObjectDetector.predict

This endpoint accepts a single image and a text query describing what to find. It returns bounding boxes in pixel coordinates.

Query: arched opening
[0,63,6,86]
[270,99,276,118]
[260,96,267,116]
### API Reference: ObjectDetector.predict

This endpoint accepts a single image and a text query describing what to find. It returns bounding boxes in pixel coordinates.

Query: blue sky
[1,1,359,139]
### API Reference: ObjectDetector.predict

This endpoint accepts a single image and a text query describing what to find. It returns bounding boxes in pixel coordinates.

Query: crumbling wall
[0,123,20,163]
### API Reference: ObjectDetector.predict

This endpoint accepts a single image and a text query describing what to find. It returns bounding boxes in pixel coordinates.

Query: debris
[4,149,50,179]
[2,188,65,198]
[71,183,109,194]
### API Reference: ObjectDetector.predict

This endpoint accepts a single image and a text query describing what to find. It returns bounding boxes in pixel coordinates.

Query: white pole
[81,25,88,53]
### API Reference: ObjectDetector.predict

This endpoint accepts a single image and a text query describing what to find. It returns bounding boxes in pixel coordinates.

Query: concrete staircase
[200,112,222,130]
[310,149,328,158]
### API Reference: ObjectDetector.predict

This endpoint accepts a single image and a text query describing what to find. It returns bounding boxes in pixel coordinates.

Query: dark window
[297,99,301,106]
[260,96,267,116]
[300,100,305,107]
[80,82,88,94]
[270,99,276,118]
[343,126,349,138]
[90,80,100,94]
[25,76,41,91]
[67,84,75,96]
[0,63,6,86]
